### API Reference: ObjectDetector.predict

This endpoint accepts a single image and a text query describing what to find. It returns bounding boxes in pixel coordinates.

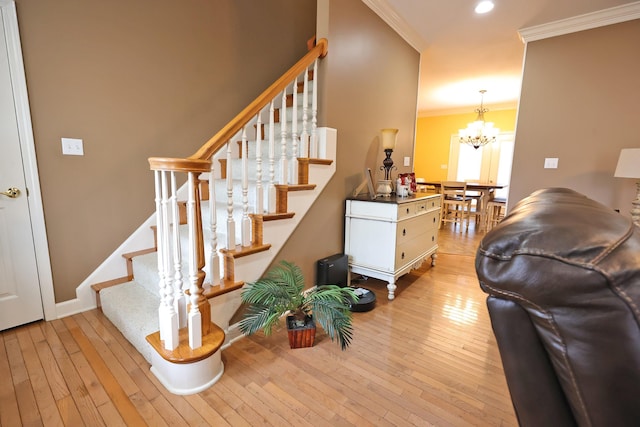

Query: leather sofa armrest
[487,296,577,427]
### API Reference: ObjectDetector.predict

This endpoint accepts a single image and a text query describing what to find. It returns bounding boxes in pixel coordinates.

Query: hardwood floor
[1,223,517,426]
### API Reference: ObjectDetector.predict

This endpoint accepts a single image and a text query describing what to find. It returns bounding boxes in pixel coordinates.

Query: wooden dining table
[417,181,508,231]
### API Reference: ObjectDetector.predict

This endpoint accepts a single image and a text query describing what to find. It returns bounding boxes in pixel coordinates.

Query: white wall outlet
[403,156,410,166]
[61,138,84,156]
[544,157,558,169]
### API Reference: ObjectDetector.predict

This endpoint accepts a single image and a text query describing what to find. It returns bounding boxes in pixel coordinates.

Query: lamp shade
[614,148,640,179]
[381,128,398,150]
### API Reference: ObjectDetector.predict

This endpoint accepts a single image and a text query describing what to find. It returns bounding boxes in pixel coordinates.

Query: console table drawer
[395,230,438,269]
[397,203,416,219]
[396,211,439,243]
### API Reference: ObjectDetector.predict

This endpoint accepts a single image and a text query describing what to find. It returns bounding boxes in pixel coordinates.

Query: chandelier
[459,90,499,149]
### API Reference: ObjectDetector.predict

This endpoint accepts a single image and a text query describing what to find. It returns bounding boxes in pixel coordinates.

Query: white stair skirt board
[150,351,224,396]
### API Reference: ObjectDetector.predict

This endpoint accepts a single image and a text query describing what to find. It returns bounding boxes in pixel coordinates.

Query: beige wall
[15,0,316,302]
[510,19,640,215]
[275,0,420,283]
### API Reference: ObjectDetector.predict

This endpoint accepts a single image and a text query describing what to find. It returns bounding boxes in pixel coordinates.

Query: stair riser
[229,130,312,158]
[214,158,312,196]
[223,97,314,143]
[137,199,273,295]
[211,179,271,210]
[258,103,315,126]
[133,229,221,296]
[218,158,294,183]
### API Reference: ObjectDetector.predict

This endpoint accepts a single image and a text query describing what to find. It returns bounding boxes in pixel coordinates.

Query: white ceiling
[369,0,640,116]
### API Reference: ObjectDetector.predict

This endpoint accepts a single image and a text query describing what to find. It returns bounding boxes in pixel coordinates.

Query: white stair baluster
[208,165,220,286]
[267,100,276,213]
[226,141,236,249]
[279,89,288,184]
[170,172,186,328]
[154,171,167,339]
[290,77,299,184]
[187,172,202,349]
[241,127,251,247]
[311,59,319,158]
[158,170,178,350]
[301,67,309,158]
[255,111,264,214]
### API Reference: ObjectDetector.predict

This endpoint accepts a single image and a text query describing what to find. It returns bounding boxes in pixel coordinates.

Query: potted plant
[238,260,358,350]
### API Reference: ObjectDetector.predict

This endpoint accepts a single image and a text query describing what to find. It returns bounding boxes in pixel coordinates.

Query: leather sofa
[475,187,640,427]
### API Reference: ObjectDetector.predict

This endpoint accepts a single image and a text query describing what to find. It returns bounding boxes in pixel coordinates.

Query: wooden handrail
[187,38,328,162]
[148,157,211,172]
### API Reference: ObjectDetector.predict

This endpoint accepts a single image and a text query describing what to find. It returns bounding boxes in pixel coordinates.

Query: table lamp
[614,148,640,226]
[377,128,398,196]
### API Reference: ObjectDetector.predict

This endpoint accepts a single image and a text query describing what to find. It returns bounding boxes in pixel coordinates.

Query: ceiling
[369,0,640,116]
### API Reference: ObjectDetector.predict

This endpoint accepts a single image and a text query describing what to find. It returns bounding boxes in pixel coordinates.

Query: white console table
[344,193,441,300]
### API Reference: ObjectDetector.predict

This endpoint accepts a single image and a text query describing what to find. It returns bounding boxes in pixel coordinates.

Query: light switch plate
[61,138,84,156]
[544,157,558,169]
[403,156,410,166]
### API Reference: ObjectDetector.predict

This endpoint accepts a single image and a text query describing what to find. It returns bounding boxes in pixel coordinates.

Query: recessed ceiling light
[475,1,495,14]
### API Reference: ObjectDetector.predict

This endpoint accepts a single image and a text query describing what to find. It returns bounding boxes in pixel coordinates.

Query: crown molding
[361,0,429,52]
[519,1,640,43]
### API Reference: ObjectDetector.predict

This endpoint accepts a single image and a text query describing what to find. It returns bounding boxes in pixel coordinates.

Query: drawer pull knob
[432,235,435,242]
[406,208,410,214]
[403,229,406,236]
[401,252,405,259]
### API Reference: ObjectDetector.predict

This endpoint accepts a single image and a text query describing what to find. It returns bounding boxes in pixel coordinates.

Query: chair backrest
[441,181,467,201]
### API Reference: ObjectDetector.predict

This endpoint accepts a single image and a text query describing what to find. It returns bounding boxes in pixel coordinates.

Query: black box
[316,253,348,287]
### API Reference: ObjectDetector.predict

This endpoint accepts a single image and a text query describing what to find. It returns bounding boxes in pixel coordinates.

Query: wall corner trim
[361,0,428,52]
[519,2,640,43]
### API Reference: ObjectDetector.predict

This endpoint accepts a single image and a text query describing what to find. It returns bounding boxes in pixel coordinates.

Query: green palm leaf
[307,285,357,350]
[240,261,358,350]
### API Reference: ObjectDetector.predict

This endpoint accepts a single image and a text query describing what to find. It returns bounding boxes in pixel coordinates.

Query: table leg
[477,189,492,231]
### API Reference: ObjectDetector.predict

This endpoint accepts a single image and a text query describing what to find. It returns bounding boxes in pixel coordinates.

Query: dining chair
[416,183,436,193]
[440,181,472,231]
[485,197,507,231]
[463,182,483,225]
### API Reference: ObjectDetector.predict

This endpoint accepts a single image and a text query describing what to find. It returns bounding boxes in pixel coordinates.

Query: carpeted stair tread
[100,280,159,363]
[130,252,162,296]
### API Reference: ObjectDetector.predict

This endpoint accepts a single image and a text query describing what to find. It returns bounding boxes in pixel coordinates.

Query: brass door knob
[1,187,21,198]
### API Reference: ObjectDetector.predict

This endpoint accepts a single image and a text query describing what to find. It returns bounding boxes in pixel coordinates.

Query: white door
[0,2,45,330]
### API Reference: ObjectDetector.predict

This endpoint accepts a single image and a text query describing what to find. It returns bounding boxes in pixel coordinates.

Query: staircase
[93,39,332,395]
